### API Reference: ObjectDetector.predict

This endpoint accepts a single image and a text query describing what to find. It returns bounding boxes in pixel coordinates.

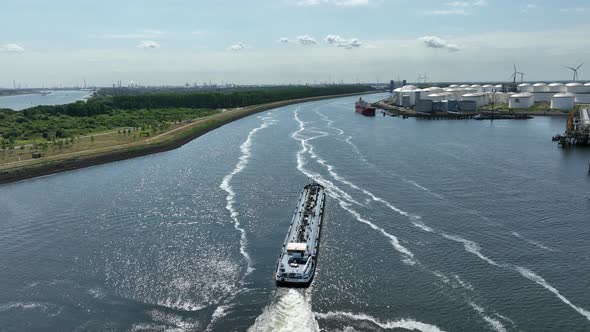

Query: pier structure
[560,107,590,146]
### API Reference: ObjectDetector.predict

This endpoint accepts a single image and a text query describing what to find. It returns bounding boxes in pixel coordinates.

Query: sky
[0,0,589,87]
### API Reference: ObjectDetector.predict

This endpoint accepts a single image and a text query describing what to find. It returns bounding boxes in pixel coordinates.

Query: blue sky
[1,0,589,87]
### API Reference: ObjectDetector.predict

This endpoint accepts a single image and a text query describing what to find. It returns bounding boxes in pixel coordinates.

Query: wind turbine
[509,64,519,85]
[518,71,525,84]
[566,63,583,81]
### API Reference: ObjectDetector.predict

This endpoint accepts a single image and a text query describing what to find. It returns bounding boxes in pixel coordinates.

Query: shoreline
[0,91,376,185]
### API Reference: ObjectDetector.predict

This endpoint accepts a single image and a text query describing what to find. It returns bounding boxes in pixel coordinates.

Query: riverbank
[0,91,375,184]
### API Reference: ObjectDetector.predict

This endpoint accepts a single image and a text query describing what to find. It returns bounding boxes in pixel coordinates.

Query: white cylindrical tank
[449,84,459,88]
[509,93,534,109]
[518,83,533,92]
[584,82,590,92]
[565,82,584,94]
[551,93,575,110]
[426,93,445,101]
[482,84,494,93]
[462,92,488,107]
[575,94,590,103]
[548,83,566,93]
[532,83,548,92]
[459,84,470,88]
[470,84,483,92]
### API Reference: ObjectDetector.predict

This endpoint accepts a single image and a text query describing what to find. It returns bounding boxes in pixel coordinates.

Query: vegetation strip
[0,90,374,184]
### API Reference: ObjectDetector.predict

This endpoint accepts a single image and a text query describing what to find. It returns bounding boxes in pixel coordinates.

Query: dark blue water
[1,93,589,332]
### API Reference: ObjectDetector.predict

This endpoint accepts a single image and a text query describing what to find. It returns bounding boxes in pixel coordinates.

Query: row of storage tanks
[392,82,590,112]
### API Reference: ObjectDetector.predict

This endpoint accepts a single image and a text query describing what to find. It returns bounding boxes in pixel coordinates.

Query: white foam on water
[220,113,276,274]
[292,109,361,206]
[338,200,415,263]
[468,301,508,332]
[293,108,415,263]
[147,309,199,332]
[513,266,590,322]
[248,289,320,332]
[0,302,49,312]
[511,231,555,252]
[453,275,474,291]
[441,233,500,267]
[494,313,515,326]
[403,179,444,199]
[88,287,106,299]
[315,311,446,332]
[412,221,435,233]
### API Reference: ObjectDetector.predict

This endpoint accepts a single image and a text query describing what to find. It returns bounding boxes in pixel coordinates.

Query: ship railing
[302,256,314,275]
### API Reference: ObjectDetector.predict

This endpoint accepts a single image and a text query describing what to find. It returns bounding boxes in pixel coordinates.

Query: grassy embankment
[0,86,376,183]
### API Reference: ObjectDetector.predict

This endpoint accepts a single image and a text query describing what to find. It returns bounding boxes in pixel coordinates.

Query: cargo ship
[355,97,376,116]
[275,182,326,287]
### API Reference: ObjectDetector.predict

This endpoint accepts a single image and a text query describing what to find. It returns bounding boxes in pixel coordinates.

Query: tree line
[0,85,374,143]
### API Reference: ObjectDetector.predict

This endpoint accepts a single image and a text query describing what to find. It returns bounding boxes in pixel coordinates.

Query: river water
[1,93,589,332]
[0,90,93,111]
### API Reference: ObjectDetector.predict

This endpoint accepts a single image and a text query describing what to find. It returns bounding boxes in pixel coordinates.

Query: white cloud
[227,42,246,51]
[325,35,362,49]
[445,0,486,7]
[278,37,290,43]
[427,0,485,15]
[419,36,461,52]
[521,3,537,13]
[296,0,369,6]
[0,43,24,53]
[137,40,160,49]
[92,29,163,40]
[297,35,317,45]
[426,8,469,15]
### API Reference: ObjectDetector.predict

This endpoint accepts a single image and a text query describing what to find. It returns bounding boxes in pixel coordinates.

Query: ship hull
[275,183,326,287]
[355,106,376,116]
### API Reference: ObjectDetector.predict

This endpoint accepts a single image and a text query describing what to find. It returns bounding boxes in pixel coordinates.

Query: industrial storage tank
[577,83,590,103]
[426,93,446,101]
[575,93,590,103]
[551,93,575,110]
[548,83,566,93]
[459,100,477,112]
[565,82,584,94]
[494,84,504,91]
[518,83,533,92]
[509,93,534,109]
[470,84,483,92]
[482,84,494,93]
[532,83,552,101]
[416,99,433,113]
[449,84,459,88]
[459,84,470,88]
[462,92,488,107]
[532,83,548,92]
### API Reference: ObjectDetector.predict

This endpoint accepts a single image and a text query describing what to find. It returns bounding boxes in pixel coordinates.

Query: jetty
[559,108,590,147]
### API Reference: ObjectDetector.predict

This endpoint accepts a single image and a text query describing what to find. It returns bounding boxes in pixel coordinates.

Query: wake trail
[220,113,276,274]
[300,107,525,329]
[315,311,446,332]
[306,108,590,324]
[511,231,555,252]
[248,289,319,332]
[292,109,415,264]
[210,114,277,331]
